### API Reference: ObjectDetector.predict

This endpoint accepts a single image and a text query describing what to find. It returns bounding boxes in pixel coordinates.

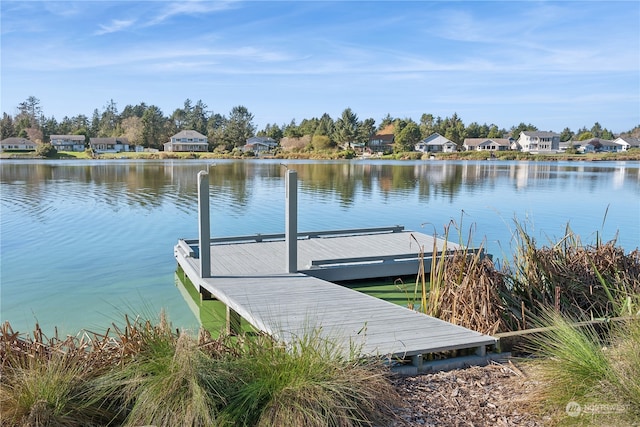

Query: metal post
[285,169,298,273]
[197,170,211,278]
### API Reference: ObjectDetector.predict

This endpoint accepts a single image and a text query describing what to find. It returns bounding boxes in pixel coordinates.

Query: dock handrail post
[197,170,211,278]
[285,169,298,273]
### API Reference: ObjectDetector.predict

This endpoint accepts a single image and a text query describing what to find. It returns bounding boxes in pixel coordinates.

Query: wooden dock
[173,170,498,374]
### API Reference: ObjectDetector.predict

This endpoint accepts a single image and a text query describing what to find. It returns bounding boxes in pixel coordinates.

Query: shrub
[218,330,399,427]
[35,143,57,158]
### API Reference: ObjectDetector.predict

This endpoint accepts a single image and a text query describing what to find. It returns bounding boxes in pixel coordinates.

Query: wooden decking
[174,226,497,371]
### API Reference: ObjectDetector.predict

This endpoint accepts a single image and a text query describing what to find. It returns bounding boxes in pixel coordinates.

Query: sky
[1,0,639,134]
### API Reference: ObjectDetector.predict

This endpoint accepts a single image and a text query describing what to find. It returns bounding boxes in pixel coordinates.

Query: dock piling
[197,170,211,278]
[285,169,298,273]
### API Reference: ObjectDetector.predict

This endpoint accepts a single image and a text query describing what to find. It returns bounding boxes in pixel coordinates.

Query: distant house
[614,136,640,151]
[50,135,86,152]
[598,138,629,153]
[517,131,560,153]
[562,140,595,153]
[89,137,130,153]
[0,137,38,151]
[462,138,510,152]
[368,124,395,153]
[242,136,278,155]
[415,133,457,153]
[577,137,625,153]
[163,130,208,152]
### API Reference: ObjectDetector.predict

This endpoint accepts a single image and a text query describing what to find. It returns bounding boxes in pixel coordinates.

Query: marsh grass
[524,311,613,403]
[0,323,114,426]
[524,311,640,425]
[1,313,398,427]
[415,217,639,334]
[419,219,513,335]
[504,220,640,324]
[219,330,399,427]
[92,316,222,426]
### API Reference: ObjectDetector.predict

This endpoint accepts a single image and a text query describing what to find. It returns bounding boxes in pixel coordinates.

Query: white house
[164,130,208,152]
[0,137,38,151]
[242,136,278,155]
[89,137,130,153]
[415,133,457,153]
[614,136,640,151]
[517,131,560,153]
[462,138,510,152]
[50,135,86,152]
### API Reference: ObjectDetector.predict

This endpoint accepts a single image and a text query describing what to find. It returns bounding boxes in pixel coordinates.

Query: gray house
[415,133,457,153]
[242,136,278,154]
[50,135,86,152]
[0,137,38,151]
[89,137,130,153]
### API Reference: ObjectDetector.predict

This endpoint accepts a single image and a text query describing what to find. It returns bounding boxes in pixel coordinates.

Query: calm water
[2,159,639,336]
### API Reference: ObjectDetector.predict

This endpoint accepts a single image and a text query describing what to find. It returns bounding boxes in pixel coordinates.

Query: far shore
[2,148,640,162]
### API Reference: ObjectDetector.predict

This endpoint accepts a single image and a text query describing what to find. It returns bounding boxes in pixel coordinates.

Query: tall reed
[421,219,514,334]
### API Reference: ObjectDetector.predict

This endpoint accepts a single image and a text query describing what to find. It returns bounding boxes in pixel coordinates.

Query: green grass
[217,330,398,427]
[0,353,111,426]
[525,312,640,425]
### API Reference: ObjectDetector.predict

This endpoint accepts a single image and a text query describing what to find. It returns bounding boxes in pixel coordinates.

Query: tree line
[1,96,627,153]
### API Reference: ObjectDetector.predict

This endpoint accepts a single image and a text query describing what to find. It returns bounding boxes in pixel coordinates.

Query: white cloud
[148,0,239,26]
[95,19,136,35]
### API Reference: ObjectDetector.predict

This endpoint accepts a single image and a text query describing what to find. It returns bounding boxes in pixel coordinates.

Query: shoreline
[2,150,640,162]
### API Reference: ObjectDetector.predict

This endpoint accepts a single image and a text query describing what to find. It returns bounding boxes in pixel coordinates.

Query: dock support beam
[197,170,211,278]
[285,170,297,273]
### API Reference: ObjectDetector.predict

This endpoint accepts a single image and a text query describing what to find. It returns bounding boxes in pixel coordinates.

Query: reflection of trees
[2,161,634,219]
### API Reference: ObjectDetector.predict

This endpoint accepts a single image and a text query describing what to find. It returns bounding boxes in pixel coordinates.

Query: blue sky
[2,0,639,133]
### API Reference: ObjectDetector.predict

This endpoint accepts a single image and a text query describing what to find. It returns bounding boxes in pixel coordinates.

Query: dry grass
[417,220,640,334]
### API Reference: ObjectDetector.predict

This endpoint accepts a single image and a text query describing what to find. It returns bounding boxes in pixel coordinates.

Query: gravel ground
[389,361,547,426]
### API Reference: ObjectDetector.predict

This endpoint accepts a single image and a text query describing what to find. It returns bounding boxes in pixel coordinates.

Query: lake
[1,159,639,336]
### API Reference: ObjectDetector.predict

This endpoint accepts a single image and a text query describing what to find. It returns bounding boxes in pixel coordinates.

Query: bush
[35,143,57,158]
[218,330,398,427]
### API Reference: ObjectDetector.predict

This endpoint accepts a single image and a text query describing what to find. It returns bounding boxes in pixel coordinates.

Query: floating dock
[174,170,498,373]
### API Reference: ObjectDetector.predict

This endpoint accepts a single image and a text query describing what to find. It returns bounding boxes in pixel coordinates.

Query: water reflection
[1,159,638,337]
[3,160,638,213]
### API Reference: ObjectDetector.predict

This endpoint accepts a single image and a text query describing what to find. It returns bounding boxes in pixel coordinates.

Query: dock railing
[180,225,406,254]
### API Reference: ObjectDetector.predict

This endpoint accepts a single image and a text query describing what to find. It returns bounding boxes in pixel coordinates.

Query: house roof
[1,137,37,145]
[420,133,453,145]
[615,136,640,146]
[464,138,510,147]
[246,136,277,145]
[171,130,207,140]
[50,135,85,141]
[369,133,395,143]
[520,131,559,138]
[377,124,395,135]
[565,140,594,148]
[89,137,129,145]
